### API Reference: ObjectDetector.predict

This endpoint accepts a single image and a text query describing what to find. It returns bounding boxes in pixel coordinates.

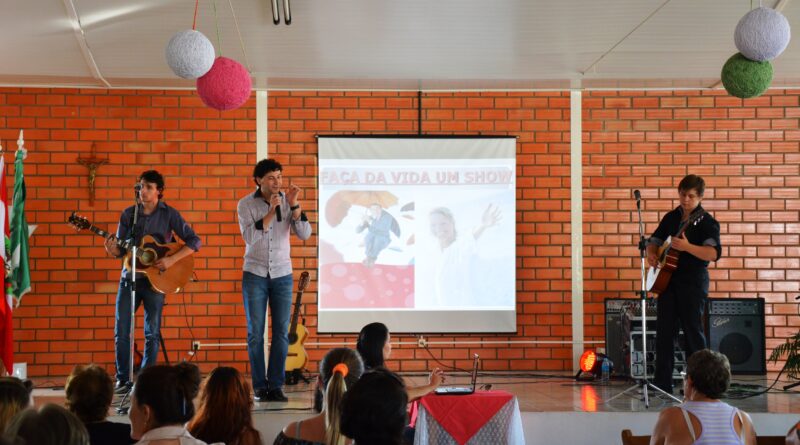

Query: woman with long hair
[340,368,408,445]
[356,322,443,400]
[274,348,364,445]
[187,367,261,445]
[128,362,209,445]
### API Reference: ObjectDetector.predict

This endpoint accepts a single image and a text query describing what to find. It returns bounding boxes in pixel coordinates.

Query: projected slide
[318,137,516,333]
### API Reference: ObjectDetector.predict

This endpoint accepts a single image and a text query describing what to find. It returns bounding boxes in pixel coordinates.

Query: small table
[414,390,525,445]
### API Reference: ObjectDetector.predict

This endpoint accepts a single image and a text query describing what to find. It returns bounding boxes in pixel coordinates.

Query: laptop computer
[434,354,479,395]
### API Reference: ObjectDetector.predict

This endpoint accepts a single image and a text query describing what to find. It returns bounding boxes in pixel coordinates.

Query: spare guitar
[285,271,310,376]
[645,210,706,295]
[68,212,194,294]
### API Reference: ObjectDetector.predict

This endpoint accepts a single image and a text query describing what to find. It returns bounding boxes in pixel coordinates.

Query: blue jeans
[114,276,165,383]
[243,272,293,391]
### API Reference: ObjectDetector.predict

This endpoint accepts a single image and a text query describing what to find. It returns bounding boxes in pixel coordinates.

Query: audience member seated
[5,403,89,445]
[787,421,800,445]
[340,368,408,445]
[274,348,365,445]
[128,362,214,445]
[0,377,32,434]
[356,322,443,399]
[650,349,756,445]
[187,366,262,445]
[66,364,135,445]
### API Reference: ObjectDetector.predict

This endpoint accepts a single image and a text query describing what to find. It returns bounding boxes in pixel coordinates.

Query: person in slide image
[429,204,501,306]
[356,203,399,267]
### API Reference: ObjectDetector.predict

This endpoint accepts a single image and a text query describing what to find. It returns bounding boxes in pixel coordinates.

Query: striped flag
[0,153,12,372]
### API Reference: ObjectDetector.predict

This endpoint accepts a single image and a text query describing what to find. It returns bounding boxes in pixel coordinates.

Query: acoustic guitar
[286,271,310,372]
[645,210,706,295]
[68,212,194,294]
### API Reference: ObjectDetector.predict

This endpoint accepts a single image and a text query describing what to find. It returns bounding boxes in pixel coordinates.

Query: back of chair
[621,429,650,445]
[756,436,786,445]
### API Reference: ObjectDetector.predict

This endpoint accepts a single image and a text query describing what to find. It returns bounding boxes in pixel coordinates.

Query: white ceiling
[0,0,797,91]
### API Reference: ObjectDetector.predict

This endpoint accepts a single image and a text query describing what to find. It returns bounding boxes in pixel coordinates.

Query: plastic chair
[621,429,650,445]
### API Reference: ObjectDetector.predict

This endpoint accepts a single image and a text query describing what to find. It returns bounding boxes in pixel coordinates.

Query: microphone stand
[605,192,681,408]
[117,187,140,414]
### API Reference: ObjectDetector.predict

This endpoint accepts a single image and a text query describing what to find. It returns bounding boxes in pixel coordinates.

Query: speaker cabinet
[605,298,656,377]
[707,298,766,375]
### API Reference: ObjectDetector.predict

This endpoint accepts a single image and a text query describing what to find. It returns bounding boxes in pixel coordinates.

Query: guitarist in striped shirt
[646,174,721,395]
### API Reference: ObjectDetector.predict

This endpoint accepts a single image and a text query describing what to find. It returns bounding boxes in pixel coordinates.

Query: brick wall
[0,87,796,378]
[582,90,800,371]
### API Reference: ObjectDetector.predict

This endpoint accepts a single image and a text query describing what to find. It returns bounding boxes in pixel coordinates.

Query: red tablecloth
[419,390,516,445]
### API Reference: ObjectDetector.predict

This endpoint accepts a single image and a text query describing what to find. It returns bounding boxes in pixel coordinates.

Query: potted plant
[769,331,800,387]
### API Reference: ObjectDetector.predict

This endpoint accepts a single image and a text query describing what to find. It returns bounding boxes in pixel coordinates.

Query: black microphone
[134,183,142,191]
[274,193,282,222]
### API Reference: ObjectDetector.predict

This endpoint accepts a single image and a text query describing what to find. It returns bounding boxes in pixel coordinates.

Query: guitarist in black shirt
[646,175,722,394]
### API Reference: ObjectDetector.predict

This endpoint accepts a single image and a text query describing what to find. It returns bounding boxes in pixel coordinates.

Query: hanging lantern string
[228,0,252,73]
[192,0,200,30]
[212,0,222,56]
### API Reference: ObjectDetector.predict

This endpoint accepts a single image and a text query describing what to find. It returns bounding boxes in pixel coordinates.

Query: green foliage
[769,331,800,380]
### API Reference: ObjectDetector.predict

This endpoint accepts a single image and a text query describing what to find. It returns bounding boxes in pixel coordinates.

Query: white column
[570,90,584,372]
[256,90,268,160]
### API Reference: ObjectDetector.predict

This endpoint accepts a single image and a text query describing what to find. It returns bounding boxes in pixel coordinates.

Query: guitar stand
[285,368,310,385]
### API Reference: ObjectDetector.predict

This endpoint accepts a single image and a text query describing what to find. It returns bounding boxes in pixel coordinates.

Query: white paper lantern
[165,30,215,79]
[734,7,791,62]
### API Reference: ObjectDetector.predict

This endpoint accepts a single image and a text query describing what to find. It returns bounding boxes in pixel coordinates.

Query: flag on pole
[8,135,31,305]
[0,150,12,373]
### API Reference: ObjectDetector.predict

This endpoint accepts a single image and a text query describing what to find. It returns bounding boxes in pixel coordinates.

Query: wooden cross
[77,143,108,206]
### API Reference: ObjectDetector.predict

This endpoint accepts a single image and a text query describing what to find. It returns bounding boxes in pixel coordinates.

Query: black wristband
[290,204,300,211]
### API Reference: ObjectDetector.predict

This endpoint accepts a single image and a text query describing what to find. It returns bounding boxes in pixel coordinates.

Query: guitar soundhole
[139,249,157,266]
[288,333,298,345]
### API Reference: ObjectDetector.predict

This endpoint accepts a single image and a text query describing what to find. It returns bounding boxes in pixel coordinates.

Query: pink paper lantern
[196,57,252,111]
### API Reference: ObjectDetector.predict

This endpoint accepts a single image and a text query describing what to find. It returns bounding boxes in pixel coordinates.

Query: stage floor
[30,371,800,444]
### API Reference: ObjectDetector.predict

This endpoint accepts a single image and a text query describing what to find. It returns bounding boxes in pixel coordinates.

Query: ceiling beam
[62,0,111,88]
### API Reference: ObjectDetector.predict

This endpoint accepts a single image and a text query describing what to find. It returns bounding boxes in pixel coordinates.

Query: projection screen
[317,136,516,333]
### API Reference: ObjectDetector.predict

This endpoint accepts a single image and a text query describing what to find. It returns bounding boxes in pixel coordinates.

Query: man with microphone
[104,170,201,393]
[237,159,312,402]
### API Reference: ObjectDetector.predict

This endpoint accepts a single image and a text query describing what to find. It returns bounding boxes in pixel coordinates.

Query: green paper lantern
[721,53,773,99]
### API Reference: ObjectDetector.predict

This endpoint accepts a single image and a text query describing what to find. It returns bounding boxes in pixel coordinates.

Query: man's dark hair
[138,170,165,199]
[678,174,705,197]
[252,159,282,186]
[686,349,730,399]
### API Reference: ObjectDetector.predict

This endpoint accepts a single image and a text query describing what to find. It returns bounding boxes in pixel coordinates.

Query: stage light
[576,350,612,381]
[580,350,597,373]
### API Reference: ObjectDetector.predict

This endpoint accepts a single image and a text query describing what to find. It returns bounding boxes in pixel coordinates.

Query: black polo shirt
[648,205,721,285]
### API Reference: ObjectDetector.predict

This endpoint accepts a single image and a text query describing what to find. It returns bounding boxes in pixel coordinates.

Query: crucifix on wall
[77,143,108,206]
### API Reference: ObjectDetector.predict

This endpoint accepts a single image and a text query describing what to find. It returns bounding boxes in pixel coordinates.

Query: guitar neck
[289,291,302,333]
[87,225,130,251]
